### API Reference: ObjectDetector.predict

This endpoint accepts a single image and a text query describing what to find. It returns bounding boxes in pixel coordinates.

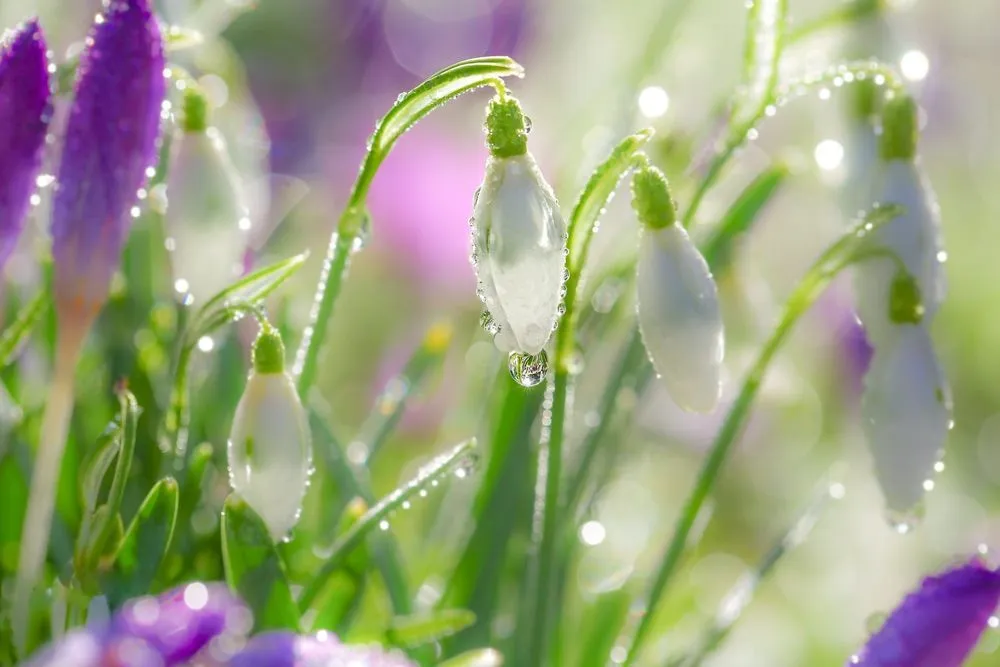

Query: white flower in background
[470,95,566,356]
[228,325,312,541]
[862,324,951,515]
[854,93,952,516]
[166,88,250,305]
[633,164,724,413]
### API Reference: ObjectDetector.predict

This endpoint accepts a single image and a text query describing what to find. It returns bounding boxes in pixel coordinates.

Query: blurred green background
[2,0,1000,664]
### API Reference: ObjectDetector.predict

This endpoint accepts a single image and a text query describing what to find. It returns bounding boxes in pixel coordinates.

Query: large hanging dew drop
[508,350,548,387]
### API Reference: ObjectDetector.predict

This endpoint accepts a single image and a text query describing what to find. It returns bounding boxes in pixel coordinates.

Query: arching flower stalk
[0,19,51,274]
[165,87,251,305]
[633,162,725,413]
[14,0,165,648]
[854,93,951,521]
[470,93,567,379]
[228,324,312,541]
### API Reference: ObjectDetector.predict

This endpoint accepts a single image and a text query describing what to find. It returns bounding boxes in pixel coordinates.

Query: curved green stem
[622,204,903,665]
[293,58,523,398]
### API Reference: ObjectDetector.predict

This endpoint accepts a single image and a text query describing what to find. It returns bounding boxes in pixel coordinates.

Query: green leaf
[0,454,29,576]
[388,609,477,648]
[575,589,633,667]
[676,476,837,666]
[186,251,308,345]
[732,0,788,127]
[221,495,300,631]
[304,498,369,633]
[0,291,48,369]
[300,438,479,610]
[437,649,504,667]
[79,422,122,520]
[102,478,178,608]
[700,164,789,272]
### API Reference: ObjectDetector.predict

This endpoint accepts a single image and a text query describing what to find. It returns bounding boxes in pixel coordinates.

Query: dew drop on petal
[508,350,548,387]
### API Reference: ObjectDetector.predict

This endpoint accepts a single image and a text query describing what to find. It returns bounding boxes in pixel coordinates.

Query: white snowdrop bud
[471,95,567,357]
[166,88,251,305]
[633,165,724,413]
[228,326,312,541]
[862,324,951,514]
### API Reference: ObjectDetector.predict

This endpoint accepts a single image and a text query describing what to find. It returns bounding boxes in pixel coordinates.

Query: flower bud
[848,558,1000,667]
[471,95,567,356]
[49,0,165,322]
[861,324,951,514]
[633,165,724,413]
[0,20,51,273]
[166,88,250,305]
[228,327,312,541]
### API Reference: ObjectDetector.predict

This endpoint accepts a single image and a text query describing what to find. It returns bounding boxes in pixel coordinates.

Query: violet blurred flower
[49,0,164,320]
[23,582,251,667]
[0,19,51,273]
[220,631,416,667]
[847,558,1000,667]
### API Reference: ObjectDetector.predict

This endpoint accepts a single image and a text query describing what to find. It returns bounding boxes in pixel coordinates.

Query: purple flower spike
[50,0,164,321]
[111,582,252,665]
[220,631,417,667]
[0,19,51,273]
[848,558,1000,667]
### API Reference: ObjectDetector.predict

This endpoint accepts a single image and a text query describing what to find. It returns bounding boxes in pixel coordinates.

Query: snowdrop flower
[470,94,567,356]
[846,558,1000,667]
[853,94,952,515]
[228,325,312,541]
[633,163,724,413]
[166,87,251,305]
[0,19,51,274]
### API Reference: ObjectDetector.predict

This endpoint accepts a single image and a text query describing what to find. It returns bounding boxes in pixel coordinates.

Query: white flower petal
[166,128,250,305]
[472,153,566,355]
[862,325,951,513]
[637,225,724,413]
[228,371,312,540]
[854,159,945,342]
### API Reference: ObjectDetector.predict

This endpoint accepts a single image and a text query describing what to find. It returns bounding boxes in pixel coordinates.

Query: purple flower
[848,558,1000,667]
[50,0,164,321]
[23,583,251,667]
[0,19,51,273]
[217,631,416,667]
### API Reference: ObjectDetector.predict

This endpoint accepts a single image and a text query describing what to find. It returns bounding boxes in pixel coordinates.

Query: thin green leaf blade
[102,478,179,608]
[700,163,789,271]
[388,609,477,648]
[0,291,48,369]
[221,495,300,632]
[733,0,788,127]
[436,648,504,667]
[79,423,123,520]
[575,589,633,667]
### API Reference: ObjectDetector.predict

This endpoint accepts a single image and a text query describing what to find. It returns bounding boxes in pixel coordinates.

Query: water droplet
[396,92,406,103]
[480,311,501,336]
[352,211,372,252]
[567,347,585,375]
[508,350,549,387]
[472,187,481,208]
[885,505,924,534]
[379,519,390,531]
[523,115,533,134]
[556,303,566,316]
[865,611,888,635]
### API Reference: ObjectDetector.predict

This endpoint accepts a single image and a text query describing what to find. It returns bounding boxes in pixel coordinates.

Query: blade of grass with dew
[221,495,301,632]
[102,478,179,609]
[360,321,452,466]
[676,475,840,667]
[294,57,523,397]
[621,204,903,666]
[732,0,788,128]
[0,291,48,369]
[305,498,371,634]
[387,609,477,648]
[301,438,478,610]
[309,408,413,615]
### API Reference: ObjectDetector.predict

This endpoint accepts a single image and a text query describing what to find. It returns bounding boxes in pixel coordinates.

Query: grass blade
[0,291,48,369]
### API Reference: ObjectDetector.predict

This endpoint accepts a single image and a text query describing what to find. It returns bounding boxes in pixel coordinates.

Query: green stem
[787,0,884,45]
[300,438,478,611]
[622,204,902,665]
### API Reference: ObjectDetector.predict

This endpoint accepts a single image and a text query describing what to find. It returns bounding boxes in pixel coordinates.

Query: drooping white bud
[861,324,951,514]
[471,96,567,356]
[166,89,250,305]
[228,328,311,541]
[632,164,724,413]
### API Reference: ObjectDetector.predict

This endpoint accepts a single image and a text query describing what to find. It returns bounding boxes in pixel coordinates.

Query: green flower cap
[485,95,528,158]
[252,326,286,374]
[889,270,925,325]
[181,87,209,133]
[631,164,677,230]
[880,94,919,161]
